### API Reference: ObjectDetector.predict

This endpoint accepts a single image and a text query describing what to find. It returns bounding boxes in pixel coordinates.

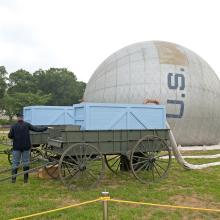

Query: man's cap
[16,113,23,117]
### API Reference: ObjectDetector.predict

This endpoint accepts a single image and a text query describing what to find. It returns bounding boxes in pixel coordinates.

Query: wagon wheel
[104,155,121,174]
[104,155,130,174]
[130,135,171,184]
[44,150,60,179]
[58,143,105,190]
[30,148,44,161]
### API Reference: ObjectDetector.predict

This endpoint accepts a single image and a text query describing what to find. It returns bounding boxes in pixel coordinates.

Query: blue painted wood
[73,103,166,130]
[24,103,166,129]
[23,106,74,125]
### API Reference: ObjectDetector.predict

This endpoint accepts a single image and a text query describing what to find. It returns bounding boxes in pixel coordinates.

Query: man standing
[8,113,48,183]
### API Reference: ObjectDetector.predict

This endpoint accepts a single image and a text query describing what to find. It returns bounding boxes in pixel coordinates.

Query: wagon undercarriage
[0,127,172,190]
[46,128,172,190]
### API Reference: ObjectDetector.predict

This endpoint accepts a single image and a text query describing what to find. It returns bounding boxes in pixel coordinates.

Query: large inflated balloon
[84,41,220,145]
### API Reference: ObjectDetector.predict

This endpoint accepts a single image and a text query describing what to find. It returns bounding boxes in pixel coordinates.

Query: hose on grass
[166,122,220,170]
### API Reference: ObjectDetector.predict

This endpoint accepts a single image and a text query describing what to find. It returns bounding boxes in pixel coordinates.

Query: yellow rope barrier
[109,198,220,213]
[10,198,101,220]
[100,196,111,201]
[9,196,220,220]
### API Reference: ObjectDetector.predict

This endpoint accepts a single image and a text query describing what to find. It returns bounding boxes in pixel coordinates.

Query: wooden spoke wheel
[104,155,121,174]
[130,135,171,184]
[44,149,60,162]
[104,155,130,174]
[58,143,105,190]
[30,148,44,161]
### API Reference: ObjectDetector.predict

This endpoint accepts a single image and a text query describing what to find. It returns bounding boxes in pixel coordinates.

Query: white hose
[166,122,220,170]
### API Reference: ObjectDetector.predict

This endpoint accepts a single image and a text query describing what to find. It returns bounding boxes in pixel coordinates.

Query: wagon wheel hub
[149,157,156,163]
[78,163,86,171]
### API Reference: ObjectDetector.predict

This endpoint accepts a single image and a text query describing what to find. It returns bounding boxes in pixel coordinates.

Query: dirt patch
[37,195,79,206]
[170,194,218,208]
[59,197,80,206]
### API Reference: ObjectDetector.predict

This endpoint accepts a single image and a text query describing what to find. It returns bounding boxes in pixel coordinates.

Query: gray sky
[0,0,219,82]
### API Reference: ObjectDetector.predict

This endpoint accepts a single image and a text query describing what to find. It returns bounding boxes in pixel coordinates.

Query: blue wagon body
[23,106,74,125]
[73,103,166,130]
[23,103,166,129]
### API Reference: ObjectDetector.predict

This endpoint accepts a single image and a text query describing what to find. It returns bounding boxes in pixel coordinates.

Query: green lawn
[1,144,220,220]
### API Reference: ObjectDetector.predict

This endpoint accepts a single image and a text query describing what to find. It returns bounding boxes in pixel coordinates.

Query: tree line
[0,66,86,121]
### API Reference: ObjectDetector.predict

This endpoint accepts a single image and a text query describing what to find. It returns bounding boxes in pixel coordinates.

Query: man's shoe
[11,168,18,183]
[23,166,29,183]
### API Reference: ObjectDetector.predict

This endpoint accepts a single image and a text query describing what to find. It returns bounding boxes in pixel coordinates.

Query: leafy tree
[2,92,51,121]
[1,67,86,120]
[0,66,7,99]
[33,68,86,105]
[0,66,7,114]
[7,69,36,94]
[76,81,86,102]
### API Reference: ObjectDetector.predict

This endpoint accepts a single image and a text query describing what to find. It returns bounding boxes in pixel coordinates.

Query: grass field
[1,143,220,220]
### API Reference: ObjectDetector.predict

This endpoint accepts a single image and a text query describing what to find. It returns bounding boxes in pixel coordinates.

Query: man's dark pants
[12,150,30,183]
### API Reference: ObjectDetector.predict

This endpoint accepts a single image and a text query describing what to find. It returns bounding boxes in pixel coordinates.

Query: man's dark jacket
[8,121,47,151]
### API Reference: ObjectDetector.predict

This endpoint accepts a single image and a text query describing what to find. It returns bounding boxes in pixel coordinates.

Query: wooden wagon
[45,125,171,190]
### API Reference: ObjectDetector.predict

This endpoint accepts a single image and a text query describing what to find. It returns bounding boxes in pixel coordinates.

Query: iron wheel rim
[58,143,105,190]
[130,135,171,184]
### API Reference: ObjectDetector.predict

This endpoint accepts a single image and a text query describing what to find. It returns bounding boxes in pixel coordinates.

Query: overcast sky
[0,0,219,82]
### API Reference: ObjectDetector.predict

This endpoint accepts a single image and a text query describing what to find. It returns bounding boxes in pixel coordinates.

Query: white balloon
[84,41,220,146]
